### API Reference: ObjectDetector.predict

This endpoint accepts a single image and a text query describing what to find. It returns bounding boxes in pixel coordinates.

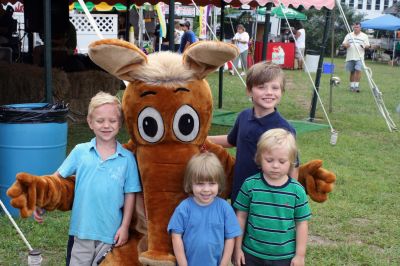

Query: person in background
[295,22,306,70]
[207,62,299,204]
[154,19,170,52]
[34,92,142,266]
[178,20,196,53]
[174,20,183,52]
[0,6,18,57]
[342,22,370,93]
[233,128,311,266]
[230,24,249,76]
[167,152,241,266]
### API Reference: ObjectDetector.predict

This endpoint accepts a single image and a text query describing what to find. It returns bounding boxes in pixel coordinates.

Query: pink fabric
[274,0,335,10]
[213,0,334,9]
[0,0,335,10]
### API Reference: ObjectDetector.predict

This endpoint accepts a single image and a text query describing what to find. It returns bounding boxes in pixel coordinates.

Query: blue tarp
[361,14,400,31]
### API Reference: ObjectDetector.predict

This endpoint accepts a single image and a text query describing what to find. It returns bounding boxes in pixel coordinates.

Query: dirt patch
[350,218,370,225]
[308,235,337,246]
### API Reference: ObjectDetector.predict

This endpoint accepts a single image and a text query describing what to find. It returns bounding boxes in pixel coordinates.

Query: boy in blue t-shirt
[34,91,142,265]
[208,62,299,203]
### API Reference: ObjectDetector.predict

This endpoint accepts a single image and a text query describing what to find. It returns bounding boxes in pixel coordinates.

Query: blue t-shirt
[179,30,196,53]
[167,197,242,266]
[227,108,296,202]
[58,138,142,244]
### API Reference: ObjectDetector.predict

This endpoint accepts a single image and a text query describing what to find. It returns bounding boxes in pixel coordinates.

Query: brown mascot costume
[7,40,335,265]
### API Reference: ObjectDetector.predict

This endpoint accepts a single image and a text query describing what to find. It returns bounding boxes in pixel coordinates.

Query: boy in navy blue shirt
[208,62,299,202]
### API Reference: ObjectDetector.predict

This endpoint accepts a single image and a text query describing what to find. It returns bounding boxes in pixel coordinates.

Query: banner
[199,5,210,40]
[155,3,166,38]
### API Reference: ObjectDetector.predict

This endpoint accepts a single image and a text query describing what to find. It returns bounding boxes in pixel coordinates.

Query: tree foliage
[303,5,364,56]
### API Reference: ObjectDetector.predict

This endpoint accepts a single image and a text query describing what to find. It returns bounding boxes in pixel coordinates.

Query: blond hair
[255,128,297,171]
[87,91,122,119]
[246,61,286,93]
[184,152,225,194]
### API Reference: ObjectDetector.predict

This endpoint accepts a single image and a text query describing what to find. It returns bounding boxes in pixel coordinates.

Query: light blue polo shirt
[58,138,141,244]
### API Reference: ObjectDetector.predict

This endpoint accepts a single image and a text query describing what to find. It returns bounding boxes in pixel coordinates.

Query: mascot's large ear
[88,39,147,81]
[183,41,239,79]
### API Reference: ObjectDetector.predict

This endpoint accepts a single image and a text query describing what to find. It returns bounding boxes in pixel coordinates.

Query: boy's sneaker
[229,70,234,75]
[240,72,246,76]
[354,87,360,93]
[350,86,355,92]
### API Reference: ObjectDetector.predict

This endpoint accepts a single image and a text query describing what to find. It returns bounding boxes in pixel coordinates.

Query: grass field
[1,58,399,265]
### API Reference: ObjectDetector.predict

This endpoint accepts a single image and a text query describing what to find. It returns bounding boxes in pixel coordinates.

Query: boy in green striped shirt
[233,128,311,266]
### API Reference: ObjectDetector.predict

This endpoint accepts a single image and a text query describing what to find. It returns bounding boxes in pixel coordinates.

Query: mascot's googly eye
[138,107,164,143]
[173,105,199,142]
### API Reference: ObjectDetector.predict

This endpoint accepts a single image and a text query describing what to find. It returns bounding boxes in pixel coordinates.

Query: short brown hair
[246,61,286,93]
[183,152,225,194]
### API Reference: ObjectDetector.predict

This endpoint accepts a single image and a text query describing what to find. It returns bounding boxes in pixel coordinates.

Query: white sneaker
[229,70,234,75]
[240,72,246,76]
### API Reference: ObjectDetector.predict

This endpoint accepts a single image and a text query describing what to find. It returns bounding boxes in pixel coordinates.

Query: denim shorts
[345,60,363,72]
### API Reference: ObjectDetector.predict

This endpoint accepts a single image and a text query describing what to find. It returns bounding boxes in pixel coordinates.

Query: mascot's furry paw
[6,172,75,217]
[298,160,336,203]
[138,251,176,266]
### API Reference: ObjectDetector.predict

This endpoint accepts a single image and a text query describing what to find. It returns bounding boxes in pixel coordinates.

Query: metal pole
[262,3,272,61]
[168,0,175,51]
[329,10,335,113]
[218,0,225,109]
[309,8,332,121]
[44,0,53,103]
[124,0,131,41]
[138,7,143,48]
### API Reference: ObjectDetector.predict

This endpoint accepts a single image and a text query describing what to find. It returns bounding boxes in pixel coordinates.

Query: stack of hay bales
[0,63,120,123]
[0,63,69,105]
[65,70,120,122]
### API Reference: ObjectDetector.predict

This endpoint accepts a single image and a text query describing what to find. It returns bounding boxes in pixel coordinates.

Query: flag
[199,5,210,40]
[155,3,167,38]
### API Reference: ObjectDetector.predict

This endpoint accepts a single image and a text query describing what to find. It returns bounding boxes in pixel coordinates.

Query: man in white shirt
[342,22,370,92]
[295,22,305,70]
[231,24,250,76]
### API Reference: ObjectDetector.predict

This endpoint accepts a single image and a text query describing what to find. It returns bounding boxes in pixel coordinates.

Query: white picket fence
[13,12,118,54]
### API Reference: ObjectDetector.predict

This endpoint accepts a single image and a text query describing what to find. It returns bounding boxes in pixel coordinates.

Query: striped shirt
[233,172,311,260]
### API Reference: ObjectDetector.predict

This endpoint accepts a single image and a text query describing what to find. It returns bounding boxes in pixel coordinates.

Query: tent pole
[124,0,131,41]
[261,3,272,60]
[168,0,175,51]
[218,0,226,109]
[309,8,331,122]
[329,9,335,113]
[44,0,53,104]
[392,31,396,66]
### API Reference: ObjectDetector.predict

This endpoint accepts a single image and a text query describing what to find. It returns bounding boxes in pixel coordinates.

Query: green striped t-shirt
[233,172,311,260]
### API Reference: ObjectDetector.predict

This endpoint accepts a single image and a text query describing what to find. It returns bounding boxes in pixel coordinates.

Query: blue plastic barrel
[0,103,68,216]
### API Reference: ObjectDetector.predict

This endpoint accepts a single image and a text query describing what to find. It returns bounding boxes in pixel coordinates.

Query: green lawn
[1,58,399,265]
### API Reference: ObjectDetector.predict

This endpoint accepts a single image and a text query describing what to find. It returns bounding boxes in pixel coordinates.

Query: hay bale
[66,70,120,122]
[67,70,120,99]
[0,63,69,105]
[0,64,120,123]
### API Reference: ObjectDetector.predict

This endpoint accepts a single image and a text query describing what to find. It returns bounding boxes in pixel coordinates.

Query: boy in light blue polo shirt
[34,91,141,265]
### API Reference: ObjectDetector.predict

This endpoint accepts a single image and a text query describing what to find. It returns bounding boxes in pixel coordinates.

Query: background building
[341,0,399,19]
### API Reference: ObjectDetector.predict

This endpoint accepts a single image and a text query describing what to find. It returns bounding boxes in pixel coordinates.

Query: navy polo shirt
[227,108,297,202]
